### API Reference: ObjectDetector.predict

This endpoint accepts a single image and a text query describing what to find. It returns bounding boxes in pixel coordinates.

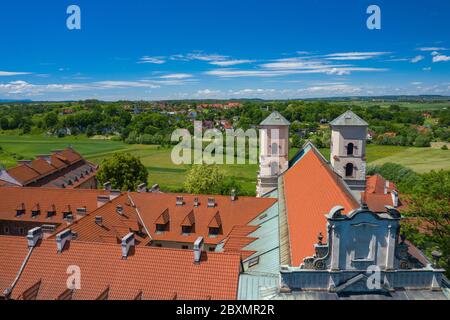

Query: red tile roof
[0,236,30,296]
[283,147,359,266]
[129,192,276,245]
[361,174,401,212]
[1,148,97,188]
[51,194,148,244]
[6,237,241,300]
[0,187,110,224]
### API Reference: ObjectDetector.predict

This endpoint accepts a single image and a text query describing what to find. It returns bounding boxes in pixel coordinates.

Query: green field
[1,134,449,194]
[333,100,449,110]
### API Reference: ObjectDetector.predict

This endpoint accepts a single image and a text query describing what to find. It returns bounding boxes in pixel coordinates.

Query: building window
[248,256,260,268]
[345,163,354,177]
[182,225,193,235]
[347,143,354,155]
[155,223,168,233]
[181,245,188,250]
[209,246,216,252]
[4,226,10,234]
[208,227,220,237]
[270,162,278,176]
[271,142,278,155]
[155,243,162,247]
[19,227,25,235]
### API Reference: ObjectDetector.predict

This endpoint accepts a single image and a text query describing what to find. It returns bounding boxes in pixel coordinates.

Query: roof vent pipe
[27,227,43,248]
[121,233,135,259]
[56,229,72,253]
[193,237,204,264]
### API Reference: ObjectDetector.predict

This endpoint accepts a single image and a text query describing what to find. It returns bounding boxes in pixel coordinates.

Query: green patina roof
[330,110,368,127]
[260,111,290,126]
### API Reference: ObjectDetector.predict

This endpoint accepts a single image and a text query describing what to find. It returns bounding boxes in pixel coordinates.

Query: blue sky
[0,0,449,100]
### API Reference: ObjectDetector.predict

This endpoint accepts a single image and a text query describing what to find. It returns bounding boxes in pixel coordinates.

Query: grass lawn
[1,134,449,194]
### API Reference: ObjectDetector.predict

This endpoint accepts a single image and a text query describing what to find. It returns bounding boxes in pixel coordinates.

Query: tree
[97,152,148,191]
[184,165,225,195]
[0,117,9,130]
[402,170,450,276]
[43,112,58,128]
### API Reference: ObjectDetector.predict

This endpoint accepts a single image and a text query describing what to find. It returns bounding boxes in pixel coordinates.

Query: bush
[413,135,431,147]
[441,144,448,150]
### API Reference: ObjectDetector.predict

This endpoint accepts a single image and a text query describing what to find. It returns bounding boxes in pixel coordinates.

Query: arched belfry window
[347,143,354,155]
[271,142,278,155]
[345,163,354,177]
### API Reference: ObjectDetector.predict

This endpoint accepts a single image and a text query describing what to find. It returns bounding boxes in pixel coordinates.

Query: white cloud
[0,71,32,76]
[431,51,440,56]
[323,52,389,60]
[423,67,432,71]
[0,80,86,95]
[432,54,450,63]
[138,56,166,64]
[94,80,161,89]
[159,73,193,79]
[209,59,254,66]
[417,47,448,51]
[185,52,228,62]
[410,55,424,63]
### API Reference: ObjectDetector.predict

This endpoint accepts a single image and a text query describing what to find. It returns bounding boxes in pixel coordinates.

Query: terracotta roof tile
[129,192,276,245]
[283,147,359,266]
[0,187,110,224]
[0,236,30,296]
[7,238,241,300]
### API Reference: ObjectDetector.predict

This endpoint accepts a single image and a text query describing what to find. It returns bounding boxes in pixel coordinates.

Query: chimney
[121,233,135,259]
[109,190,121,200]
[176,196,184,206]
[76,207,87,216]
[137,183,147,193]
[391,190,399,208]
[95,216,103,226]
[97,195,110,207]
[116,205,124,215]
[103,182,111,191]
[207,197,216,208]
[193,236,204,264]
[56,229,72,253]
[231,189,237,201]
[27,227,43,248]
[194,197,200,207]
[150,184,160,192]
[384,180,390,194]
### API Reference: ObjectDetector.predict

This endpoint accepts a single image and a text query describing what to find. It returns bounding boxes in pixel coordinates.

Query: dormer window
[47,204,56,218]
[156,223,169,233]
[208,211,222,237]
[182,225,193,235]
[31,204,41,217]
[155,209,170,234]
[63,205,72,220]
[208,227,220,237]
[16,203,26,217]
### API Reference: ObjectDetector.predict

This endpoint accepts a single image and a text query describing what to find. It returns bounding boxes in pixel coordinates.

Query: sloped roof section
[283,145,359,266]
[260,111,290,126]
[6,238,241,300]
[330,110,368,127]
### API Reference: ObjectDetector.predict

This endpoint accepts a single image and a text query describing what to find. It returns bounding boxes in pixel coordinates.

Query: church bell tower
[330,110,368,199]
[256,111,290,197]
